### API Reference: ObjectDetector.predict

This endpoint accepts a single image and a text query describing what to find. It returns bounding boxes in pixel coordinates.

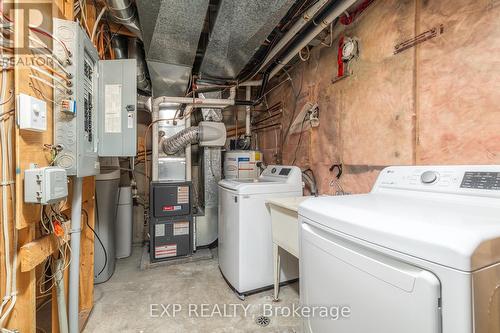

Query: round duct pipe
[106,0,142,39]
[128,38,151,93]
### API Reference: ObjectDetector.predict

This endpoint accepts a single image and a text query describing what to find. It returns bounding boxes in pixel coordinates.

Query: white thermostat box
[24,167,68,204]
[16,93,47,131]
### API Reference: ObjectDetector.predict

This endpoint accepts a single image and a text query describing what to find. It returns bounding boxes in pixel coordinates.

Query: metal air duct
[106,0,142,39]
[128,38,151,93]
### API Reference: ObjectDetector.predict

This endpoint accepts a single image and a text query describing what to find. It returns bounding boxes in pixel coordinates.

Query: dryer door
[300,220,442,333]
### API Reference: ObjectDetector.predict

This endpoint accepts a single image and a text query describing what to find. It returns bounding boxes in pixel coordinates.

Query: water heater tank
[223,150,262,179]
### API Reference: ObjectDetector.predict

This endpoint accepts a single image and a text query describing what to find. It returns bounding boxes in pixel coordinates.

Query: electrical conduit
[68,177,83,333]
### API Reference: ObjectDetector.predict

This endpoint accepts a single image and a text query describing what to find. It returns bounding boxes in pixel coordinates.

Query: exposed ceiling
[199,0,296,80]
[135,0,299,96]
[135,0,210,96]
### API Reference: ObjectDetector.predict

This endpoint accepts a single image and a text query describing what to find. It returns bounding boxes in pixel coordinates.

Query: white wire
[29,65,70,87]
[0,84,17,328]
[91,7,106,43]
[28,25,71,60]
[29,74,69,94]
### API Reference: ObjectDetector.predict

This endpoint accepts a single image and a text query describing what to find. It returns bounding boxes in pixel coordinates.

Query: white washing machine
[218,165,302,297]
[299,165,500,333]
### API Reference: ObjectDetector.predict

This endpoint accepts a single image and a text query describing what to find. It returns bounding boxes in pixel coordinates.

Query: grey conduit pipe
[55,259,69,333]
[68,177,83,333]
[255,0,332,75]
[269,0,357,79]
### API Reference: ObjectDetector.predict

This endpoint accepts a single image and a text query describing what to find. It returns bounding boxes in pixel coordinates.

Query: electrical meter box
[24,167,68,204]
[150,216,193,262]
[53,18,100,177]
[98,59,137,157]
[150,182,192,218]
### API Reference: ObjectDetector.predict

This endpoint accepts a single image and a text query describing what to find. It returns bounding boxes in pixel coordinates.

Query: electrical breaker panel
[98,59,137,157]
[53,19,138,176]
[53,18,99,177]
[24,166,68,204]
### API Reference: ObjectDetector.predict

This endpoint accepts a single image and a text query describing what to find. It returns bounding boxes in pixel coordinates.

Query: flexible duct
[161,127,200,155]
[160,122,226,155]
[106,0,142,39]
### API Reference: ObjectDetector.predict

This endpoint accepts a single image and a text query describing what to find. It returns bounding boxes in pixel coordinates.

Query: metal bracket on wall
[394,24,444,55]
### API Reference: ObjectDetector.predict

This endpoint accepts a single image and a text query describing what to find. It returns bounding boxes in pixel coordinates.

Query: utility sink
[266,196,312,258]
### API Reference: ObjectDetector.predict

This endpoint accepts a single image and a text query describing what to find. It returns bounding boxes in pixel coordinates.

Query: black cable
[82,208,107,277]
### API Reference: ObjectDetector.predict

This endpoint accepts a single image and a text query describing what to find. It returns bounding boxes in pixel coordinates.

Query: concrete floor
[84,246,301,333]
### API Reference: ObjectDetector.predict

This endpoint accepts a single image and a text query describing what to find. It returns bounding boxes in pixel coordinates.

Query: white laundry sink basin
[266,196,312,258]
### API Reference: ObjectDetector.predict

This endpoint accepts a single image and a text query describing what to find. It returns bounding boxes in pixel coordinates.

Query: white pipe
[0,117,11,315]
[185,105,193,181]
[255,0,331,76]
[0,65,17,327]
[155,96,234,109]
[269,0,357,79]
[239,80,262,87]
[245,86,251,136]
[55,259,69,333]
[68,177,83,333]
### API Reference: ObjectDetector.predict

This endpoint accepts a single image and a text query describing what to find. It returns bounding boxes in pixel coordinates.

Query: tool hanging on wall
[333,36,359,84]
[394,24,444,54]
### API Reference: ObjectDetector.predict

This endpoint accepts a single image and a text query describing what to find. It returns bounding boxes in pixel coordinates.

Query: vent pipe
[128,38,151,93]
[106,0,142,39]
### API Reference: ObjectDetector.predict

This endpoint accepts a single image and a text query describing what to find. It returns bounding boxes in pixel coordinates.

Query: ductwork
[106,0,142,39]
[161,127,200,155]
[110,35,128,59]
[128,38,151,93]
[135,0,209,96]
[110,35,151,94]
[161,122,226,155]
[137,94,151,112]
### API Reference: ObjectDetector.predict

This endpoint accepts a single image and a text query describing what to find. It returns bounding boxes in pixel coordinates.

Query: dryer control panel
[373,165,500,197]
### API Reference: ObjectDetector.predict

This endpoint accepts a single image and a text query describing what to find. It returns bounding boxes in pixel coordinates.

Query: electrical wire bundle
[37,203,72,299]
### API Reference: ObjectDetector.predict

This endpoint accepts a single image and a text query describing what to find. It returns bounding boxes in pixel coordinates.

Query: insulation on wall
[259,0,500,194]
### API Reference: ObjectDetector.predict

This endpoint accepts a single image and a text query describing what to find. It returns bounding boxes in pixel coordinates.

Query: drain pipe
[153,87,236,109]
[245,86,251,137]
[68,177,83,333]
[185,106,193,181]
[269,0,357,79]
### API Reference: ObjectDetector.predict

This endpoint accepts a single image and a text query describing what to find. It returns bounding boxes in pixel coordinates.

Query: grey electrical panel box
[98,59,137,157]
[53,18,100,177]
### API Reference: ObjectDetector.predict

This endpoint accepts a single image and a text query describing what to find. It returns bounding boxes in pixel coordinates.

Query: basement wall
[259,0,500,194]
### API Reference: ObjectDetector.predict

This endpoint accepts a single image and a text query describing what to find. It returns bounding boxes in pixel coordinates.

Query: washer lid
[219,178,301,195]
[299,193,500,272]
